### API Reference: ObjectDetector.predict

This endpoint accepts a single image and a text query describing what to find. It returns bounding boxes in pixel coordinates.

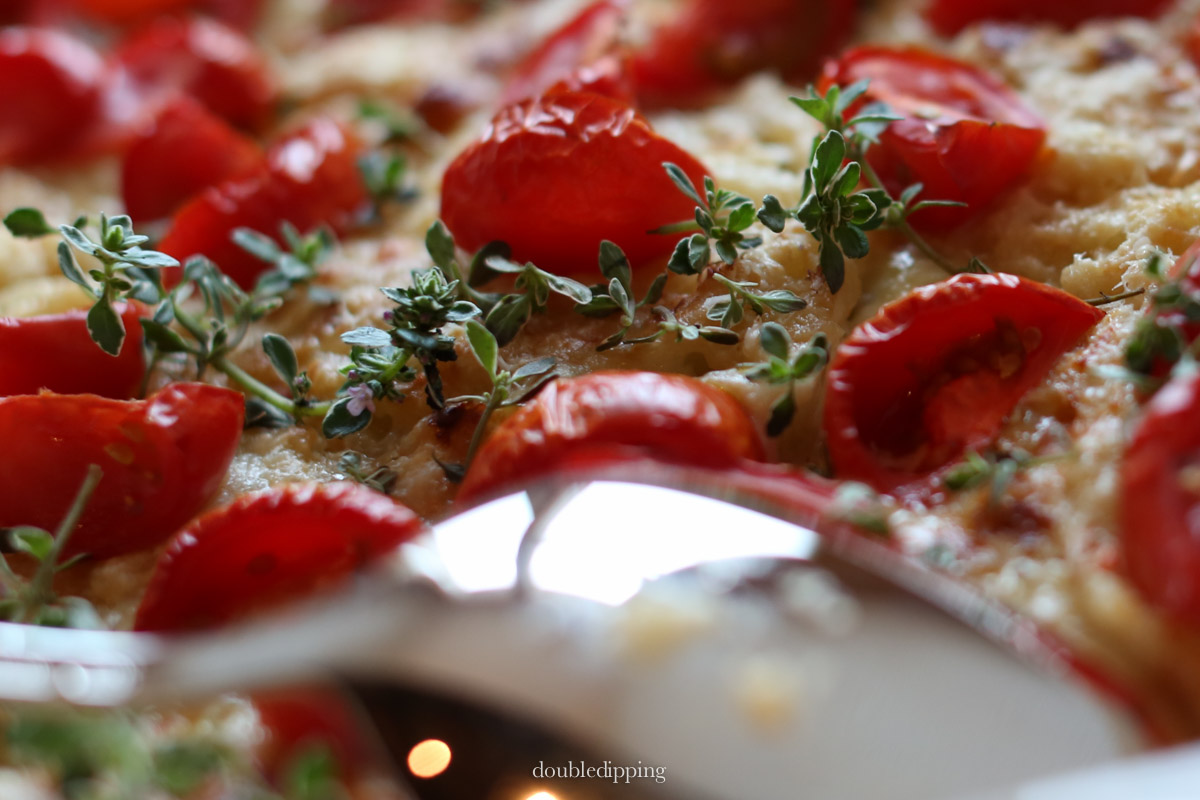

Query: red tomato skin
[0,28,105,166]
[501,0,632,105]
[1122,370,1200,630]
[0,383,243,560]
[133,482,427,632]
[0,304,144,399]
[819,47,1046,231]
[122,97,263,223]
[440,89,710,274]
[926,0,1173,36]
[253,688,374,786]
[458,371,765,503]
[71,0,193,24]
[823,273,1103,493]
[113,17,276,131]
[632,0,856,109]
[158,117,368,288]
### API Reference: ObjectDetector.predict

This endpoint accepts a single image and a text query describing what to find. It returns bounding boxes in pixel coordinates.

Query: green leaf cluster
[662,164,761,275]
[739,323,829,436]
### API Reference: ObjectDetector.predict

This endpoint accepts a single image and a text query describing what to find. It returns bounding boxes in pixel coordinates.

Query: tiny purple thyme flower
[346,383,376,417]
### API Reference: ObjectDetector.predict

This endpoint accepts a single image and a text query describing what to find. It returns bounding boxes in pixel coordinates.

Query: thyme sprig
[739,322,830,436]
[7,706,345,800]
[0,465,104,629]
[332,266,480,436]
[440,321,557,480]
[425,221,591,346]
[707,273,807,328]
[660,165,762,274]
[575,240,667,349]
[942,448,1063,510]
[761,82,983,287]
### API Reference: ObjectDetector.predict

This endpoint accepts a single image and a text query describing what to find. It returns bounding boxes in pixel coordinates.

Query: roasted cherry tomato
[0,28,106,166]
[133,482,427,632]
[458,371,764,502]
[158,117,369,288]
[71,0,193,24]
[823,273,1103,493]
[632,0,855,109]
[122,97,262,223]
[501,0,632,105]
[1122,370,1200,631]
[0,304,144,399]
[925,0,1173,36]
[112,17,277,131]
[253,688,375,786]
[818,47,1046,230]
[441,89,710,274]
[0,383,242,560]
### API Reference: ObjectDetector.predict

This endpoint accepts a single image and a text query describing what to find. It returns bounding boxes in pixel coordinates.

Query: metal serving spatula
[0,475,1149,800]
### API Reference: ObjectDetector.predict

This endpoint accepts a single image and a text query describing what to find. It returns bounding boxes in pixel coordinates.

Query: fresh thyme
[6,706,345,800]
[659,165,762,274]
[739,322,830,436]
[333,266,480,435]
[439,321,557,480]
[0,464,104,629]
[707,273,808,328]
[942,448,1065,509]
[659,81,989,295]
[337,451,398,495]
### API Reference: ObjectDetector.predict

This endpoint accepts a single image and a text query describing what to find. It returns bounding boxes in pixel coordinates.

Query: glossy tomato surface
[1122,370,1200,631]
[926,0,1173,36]
[0,28,106,166]
[158,117,368,288]
[122,97,263,223]
[633,0,856,109]
[0,383,243,560]
[501,0,631,105]
[134,482,427,632]
[823,273,1103,492]
[71,0,193,24]
[441,89,709,274]
[458,371,764,502]
[113,16,277,130]
[819,47,1046,230]
[0,304,144,398]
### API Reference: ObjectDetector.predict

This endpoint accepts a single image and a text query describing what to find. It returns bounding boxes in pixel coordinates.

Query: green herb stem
[858,158,961,275]
[212,356,330,419]
[18,465,102,624]
[463,388,505,473]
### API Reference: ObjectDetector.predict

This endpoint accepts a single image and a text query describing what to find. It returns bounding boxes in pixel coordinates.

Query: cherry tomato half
[823,273,1103,493]
[158,117,369,288]
[0,304,145,399]
[458,371,764,503]
[925,0,1173,37]
[501,0,632,106]
[71,0,193,24]
[0,383,243,560]
[253,688,375,787]
[112,16,277,131]
[0,28,106,166]
[134,482,426,632]
[440,89,710,274]
[633,0,856,109]
[818,47,1046,231]
[122,97,263,223]
[1122,369,1200,631]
